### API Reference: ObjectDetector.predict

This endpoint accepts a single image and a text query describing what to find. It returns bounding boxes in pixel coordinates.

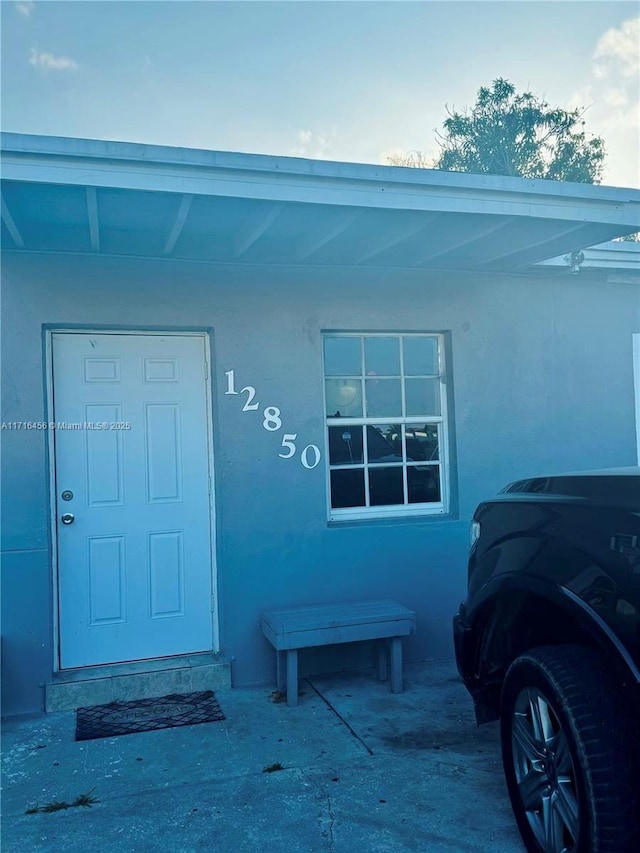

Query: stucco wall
[2,252,639,715]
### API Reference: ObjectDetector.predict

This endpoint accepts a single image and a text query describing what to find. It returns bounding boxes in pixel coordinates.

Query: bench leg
[286,649,299,707]
[377,640,388,682]
[276,651,287,693]
[389,637,403,693]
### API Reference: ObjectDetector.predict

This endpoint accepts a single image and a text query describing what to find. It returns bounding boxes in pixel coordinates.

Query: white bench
[261,600,416,707]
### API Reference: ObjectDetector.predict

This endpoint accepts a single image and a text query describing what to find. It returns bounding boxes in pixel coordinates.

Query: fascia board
[1,131,636,201]
[2,133,639,229]
[3,155,639,229]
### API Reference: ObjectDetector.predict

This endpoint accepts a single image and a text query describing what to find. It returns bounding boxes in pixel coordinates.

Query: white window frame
[322,332,450,521]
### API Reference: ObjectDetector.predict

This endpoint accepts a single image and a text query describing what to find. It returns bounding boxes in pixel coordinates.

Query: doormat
[75,690,225,741]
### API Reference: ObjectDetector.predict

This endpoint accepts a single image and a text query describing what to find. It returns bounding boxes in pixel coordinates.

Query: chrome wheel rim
[511,687,580,853]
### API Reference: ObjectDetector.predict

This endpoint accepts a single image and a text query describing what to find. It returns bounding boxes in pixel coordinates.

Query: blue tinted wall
[2,252,639,714]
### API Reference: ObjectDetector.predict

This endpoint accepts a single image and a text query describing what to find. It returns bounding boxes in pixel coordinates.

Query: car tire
[500,644,638,853]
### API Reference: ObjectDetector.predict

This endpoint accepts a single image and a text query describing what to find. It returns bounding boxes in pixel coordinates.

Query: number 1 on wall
[224,370,237,395]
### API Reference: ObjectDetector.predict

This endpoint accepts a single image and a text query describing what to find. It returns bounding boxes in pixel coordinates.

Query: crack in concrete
[326,792,336,852]
[303,678,374,756]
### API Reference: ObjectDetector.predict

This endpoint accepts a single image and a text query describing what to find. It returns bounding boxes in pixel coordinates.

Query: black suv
[454,469,640,853]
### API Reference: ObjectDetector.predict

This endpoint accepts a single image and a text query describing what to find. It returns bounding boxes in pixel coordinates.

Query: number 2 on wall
[225,371,259,411]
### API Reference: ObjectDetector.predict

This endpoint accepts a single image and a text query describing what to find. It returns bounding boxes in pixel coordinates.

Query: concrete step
[45,653,231,712]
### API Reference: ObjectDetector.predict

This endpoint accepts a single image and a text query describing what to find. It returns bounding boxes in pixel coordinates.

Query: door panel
[52,332,214,669]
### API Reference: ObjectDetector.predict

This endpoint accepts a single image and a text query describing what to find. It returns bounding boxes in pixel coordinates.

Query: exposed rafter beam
[85,187,100,252]
[294,210,361,260]
[353,215,439,264]
[163,193,193,255]
[1,193,25,248]
[232,202,284,258]
[414,219,512,266]
[479,221,587,267]
[502,223,590,268]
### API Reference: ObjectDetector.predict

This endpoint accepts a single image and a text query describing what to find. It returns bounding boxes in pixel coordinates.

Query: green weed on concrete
[25,791,99,814]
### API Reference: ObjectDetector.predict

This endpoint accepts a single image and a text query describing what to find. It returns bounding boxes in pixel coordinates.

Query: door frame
[45,328,219,672]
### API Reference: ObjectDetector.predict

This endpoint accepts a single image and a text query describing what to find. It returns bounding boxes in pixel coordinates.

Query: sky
[1,1,639,187]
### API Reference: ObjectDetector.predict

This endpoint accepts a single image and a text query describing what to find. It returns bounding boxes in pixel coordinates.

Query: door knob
[61,513,75,525]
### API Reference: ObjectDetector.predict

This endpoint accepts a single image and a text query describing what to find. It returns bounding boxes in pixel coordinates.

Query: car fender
[468,572,640,687]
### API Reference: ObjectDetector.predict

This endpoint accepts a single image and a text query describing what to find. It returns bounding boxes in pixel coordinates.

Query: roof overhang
[2,133,639,273]
[533,240,640,284]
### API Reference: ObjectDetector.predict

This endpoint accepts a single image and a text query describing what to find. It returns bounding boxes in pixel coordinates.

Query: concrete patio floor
[1,659,524,852]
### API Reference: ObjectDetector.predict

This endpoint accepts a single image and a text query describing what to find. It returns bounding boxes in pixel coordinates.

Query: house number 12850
[224,370,321,469]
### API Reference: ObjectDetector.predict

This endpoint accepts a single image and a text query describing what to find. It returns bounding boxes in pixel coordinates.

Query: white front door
[52,332,215,669]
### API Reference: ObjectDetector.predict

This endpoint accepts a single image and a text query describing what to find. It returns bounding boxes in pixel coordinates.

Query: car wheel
[500,644,638,853]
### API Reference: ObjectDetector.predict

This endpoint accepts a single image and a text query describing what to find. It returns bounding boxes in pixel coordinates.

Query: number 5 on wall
[279,434,298,459]
[279,434,321,469]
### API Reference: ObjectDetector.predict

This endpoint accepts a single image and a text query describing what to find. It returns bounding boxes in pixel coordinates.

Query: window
[323,333,449,520]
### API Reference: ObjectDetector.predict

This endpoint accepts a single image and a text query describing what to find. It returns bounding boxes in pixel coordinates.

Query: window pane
[405,425,439,462]
[365,378,402,417]
[328,426,364,465]
[367,424,402,464]
[324,337,361,376]
[405,378,441,416]
[407,465,441,504]
[369,467,404,506]
[403,337,438,375]
[364,337,400,377]
[325,379,363,417]
[331,468,365,508]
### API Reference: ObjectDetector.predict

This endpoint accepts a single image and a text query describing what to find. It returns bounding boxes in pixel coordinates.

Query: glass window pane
[367,424,402,464]
[325,379,363,417]
[403,337,438,375]
[365,378,402,417]
[328,426,364,465]
[369,467,404,506]
[405,378,441,416]
[407,465,441,504]
[364,337,400,377]
[324,337,361,376]
[331,468,365,508]
[405,425,439,462]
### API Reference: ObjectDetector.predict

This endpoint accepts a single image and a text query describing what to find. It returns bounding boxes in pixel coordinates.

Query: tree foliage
[385,150,432,169]
[389,78,606,183]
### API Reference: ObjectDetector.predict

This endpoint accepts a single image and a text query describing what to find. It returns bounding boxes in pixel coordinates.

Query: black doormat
[76,690,225,741]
